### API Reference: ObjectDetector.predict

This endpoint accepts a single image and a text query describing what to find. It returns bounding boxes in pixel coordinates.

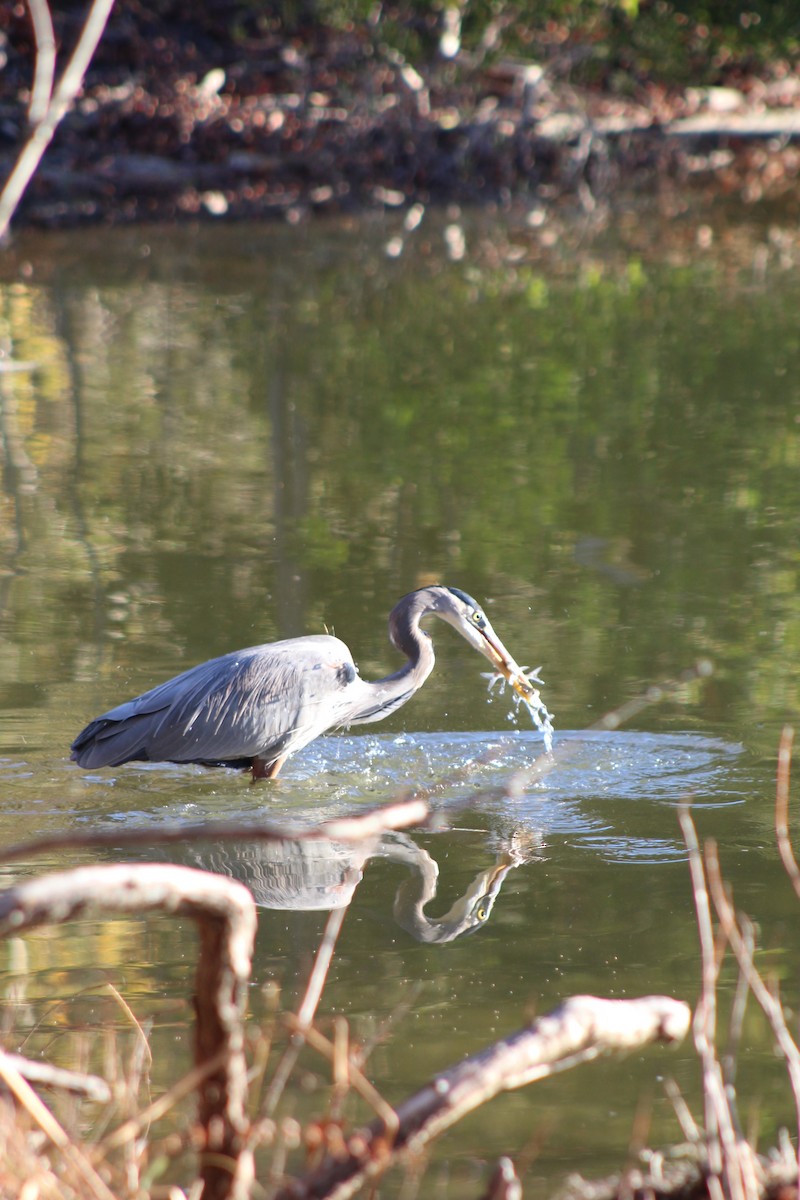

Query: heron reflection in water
[187,832,538,943]
[71,585,545,779]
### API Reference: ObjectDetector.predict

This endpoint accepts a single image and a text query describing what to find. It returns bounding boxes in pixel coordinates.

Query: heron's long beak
[478,625,541,704]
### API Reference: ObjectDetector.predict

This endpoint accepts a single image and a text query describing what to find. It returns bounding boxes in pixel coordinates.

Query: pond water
[1,210,800,1196]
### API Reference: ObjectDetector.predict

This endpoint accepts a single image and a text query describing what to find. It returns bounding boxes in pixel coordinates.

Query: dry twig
[0,1049,110,1103]
[263,904,352,1119]
[0,797,430,866]
[0,1051,117,1200]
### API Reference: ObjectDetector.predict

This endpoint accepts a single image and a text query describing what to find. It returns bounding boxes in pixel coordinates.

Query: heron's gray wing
[71,636,357,768]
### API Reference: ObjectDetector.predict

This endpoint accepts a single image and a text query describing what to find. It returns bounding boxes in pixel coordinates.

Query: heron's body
[71,585,529,779]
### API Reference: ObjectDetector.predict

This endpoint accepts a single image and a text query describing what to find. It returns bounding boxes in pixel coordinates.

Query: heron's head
[432,586,535,700]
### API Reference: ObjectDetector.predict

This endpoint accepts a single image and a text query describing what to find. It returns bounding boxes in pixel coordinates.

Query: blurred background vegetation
[11,0,797,88]
[99,0,799,84]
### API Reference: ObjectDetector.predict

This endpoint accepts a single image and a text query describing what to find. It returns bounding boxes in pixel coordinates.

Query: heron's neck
[384,602,436,691]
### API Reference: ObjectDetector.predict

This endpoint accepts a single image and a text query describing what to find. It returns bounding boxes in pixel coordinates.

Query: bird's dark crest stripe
[446,586,480,609]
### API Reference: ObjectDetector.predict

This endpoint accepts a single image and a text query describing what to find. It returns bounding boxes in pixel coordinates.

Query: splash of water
[485,665,555,754]
[519,687,555,754]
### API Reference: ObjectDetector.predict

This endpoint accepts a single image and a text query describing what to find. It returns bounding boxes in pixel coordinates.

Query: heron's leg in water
[251,756,285,781]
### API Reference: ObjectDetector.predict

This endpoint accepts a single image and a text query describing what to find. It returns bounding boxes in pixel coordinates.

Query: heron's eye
[472,611,485,627]
[476,906,488,921]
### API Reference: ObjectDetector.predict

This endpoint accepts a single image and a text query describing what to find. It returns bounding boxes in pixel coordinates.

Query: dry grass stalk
[0,1049,110,1103]
[262,904,350,1120]
[775,726,800,900]
[284,1015,399,1136]
[97,1050,228,1156]
[0,1051,117,1200]
[678,806,753,1200]
[704,841,800,1189]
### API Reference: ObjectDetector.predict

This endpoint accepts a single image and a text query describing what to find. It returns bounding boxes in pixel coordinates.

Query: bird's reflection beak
[443,853,519,932]
[478,854,517,897]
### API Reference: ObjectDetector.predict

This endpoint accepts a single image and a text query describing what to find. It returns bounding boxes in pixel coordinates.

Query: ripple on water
[1,729,747,867]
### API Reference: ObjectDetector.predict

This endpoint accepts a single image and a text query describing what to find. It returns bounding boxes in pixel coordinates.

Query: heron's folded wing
[71,638,353,767]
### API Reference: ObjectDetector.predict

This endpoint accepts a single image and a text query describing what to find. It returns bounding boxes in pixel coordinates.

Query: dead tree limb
[276,994,690,1200]
[0,863,257,1200]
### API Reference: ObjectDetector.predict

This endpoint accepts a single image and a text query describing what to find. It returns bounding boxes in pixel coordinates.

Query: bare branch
[276,994,690,1200]
[26,0,57,124]
[0,863,257,1200]
[0,0,116,241]
[97,1050,227,1155]
[0,797,430,866]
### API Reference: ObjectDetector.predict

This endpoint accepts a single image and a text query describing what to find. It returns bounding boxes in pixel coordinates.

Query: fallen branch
[276,994,690,1200]
[0,863,257,1200]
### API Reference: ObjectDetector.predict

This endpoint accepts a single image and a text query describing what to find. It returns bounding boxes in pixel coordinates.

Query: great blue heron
[71,585,537,779]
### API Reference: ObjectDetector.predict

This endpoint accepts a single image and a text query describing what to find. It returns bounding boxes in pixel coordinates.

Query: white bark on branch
[0,0,116,241]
